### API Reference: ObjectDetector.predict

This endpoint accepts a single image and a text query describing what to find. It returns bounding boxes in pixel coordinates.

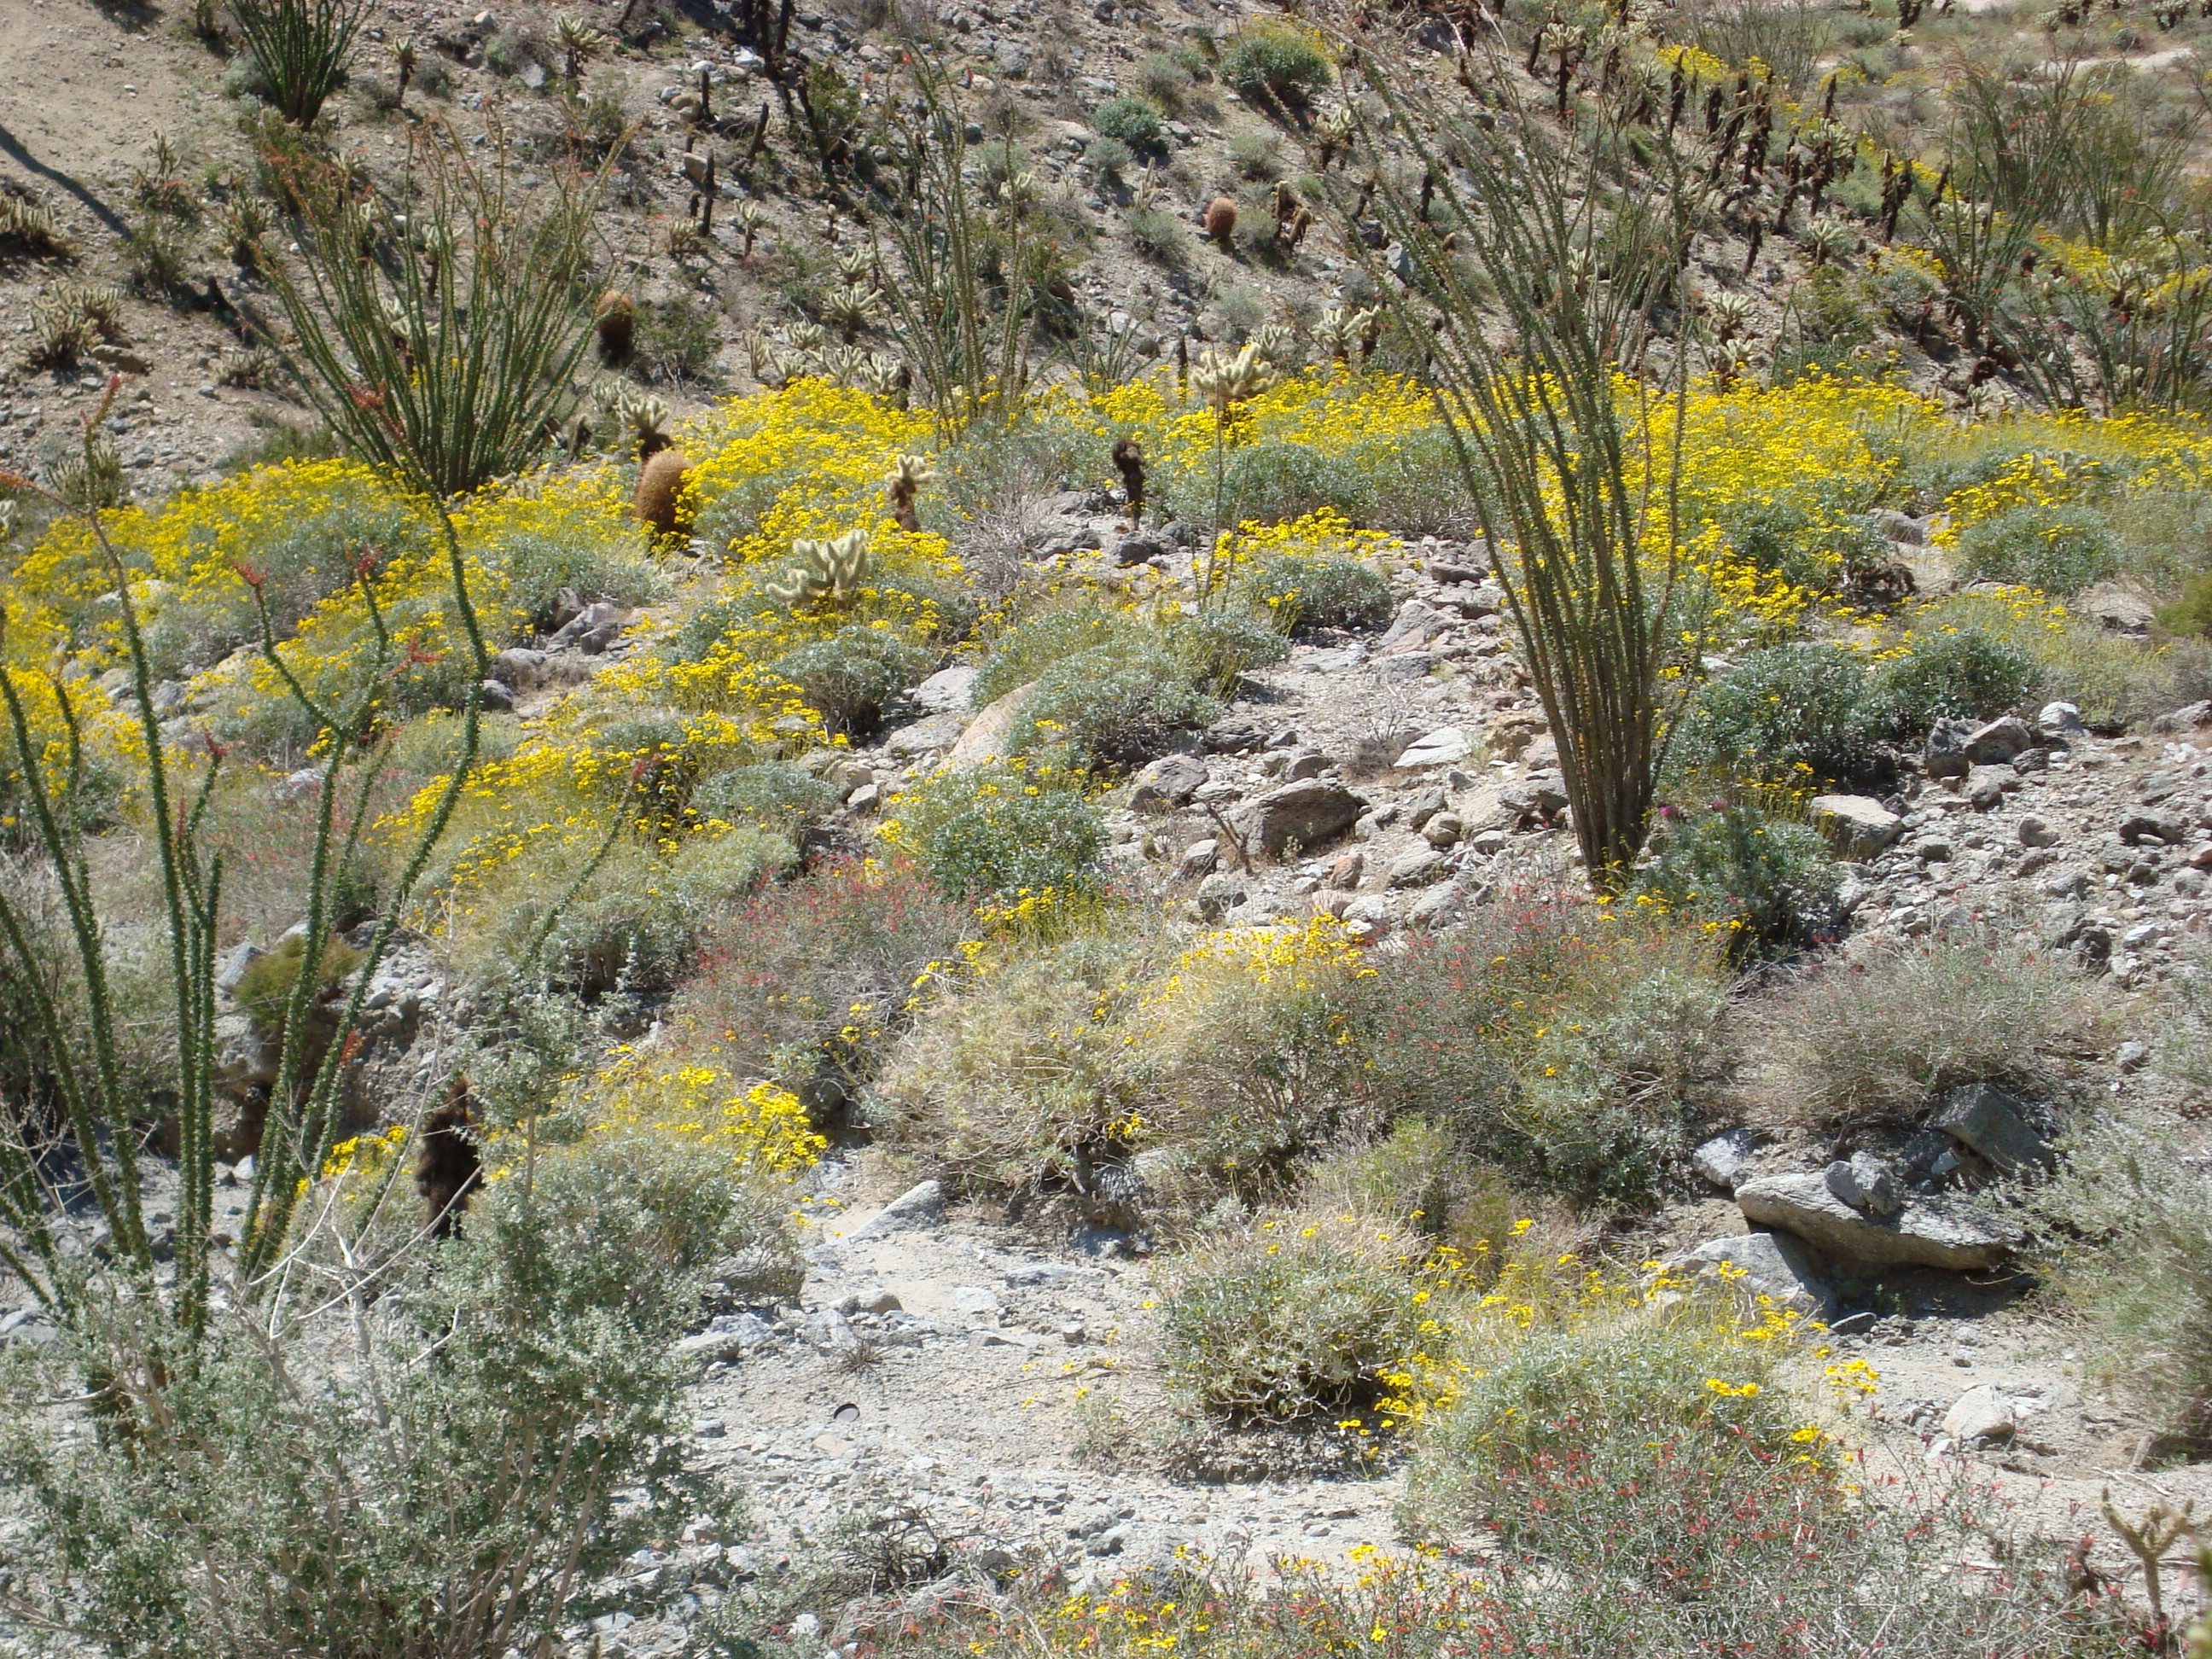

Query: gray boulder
[1941,1383,2015,1445]
[1811,795,1901,861]
[1736,1173,2017,1272]
[941,682,1036,771]
[1932,1082,2052,1173]
[1691,1128,1761,1191]
[1665,1231,1831,1316]
[844,1179,945,1241]
[1129,753,1209,812]
[1963,716,2033,765]
[1231,778,1367,858]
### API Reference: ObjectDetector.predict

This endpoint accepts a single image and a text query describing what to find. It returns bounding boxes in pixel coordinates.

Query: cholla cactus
[1313,305,1377,364]
[593,382,672,455]
[1190,342,1274,410]
[1703,290,1753,341]
[555,15,607,79]
[887,452,934,531]
[0,194,72,259]
[1802,217,1855,266]
[822,282,884,341]
[835,247,873,285]
[765,528,871,607]
[820,344,870,386]
[860,352,906,399]
[1249,323,1295,372]
[788,320,826,355]
[736,200,766,259]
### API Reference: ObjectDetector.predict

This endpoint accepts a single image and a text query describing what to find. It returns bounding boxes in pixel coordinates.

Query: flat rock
[1665,1231,1831,1315]
[1735,1173,2017,1272]
[1396,726,1476,770]
[1811,795,1901,861]
[1129,753,1209,812]
[940,683,1035,772]
[1231,778,1367,859]
[841,1179,945,1241]
[882,712,965,758]
[1963,716,2033,765]
[911,666,980,715]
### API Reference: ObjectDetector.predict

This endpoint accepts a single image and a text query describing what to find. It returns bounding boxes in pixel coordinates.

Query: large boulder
[1735,1173,2017,1272]
[940,682,1036,771]
[1664,1231,1832,1316]
[1231,778,1367,858]
[1932,1082,2052,1173]
[1811,795,1901,861]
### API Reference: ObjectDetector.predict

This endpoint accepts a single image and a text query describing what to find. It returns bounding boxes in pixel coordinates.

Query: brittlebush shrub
[880,760,1103,900]
[1013,642,1220,769]
[1247,552,1393,636]
[1634,802,1842,961]
[1955,502,2120,597]
[1670,641,1890,788]
[1156,1213,1425,1423]
[1739,934,2102,1132]
[1218,23,1332,107]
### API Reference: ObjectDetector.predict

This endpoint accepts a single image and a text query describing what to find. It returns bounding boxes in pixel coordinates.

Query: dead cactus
[886,452,934,533]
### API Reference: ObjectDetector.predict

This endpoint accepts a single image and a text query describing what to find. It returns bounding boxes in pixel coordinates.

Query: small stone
[1176,839,1220,879]
[1423,812,1464,849]
[1965,765,2014,810]
[1664,1231,1831,1315]
[1230,778,1367,859]
[1385,849,1447,888]
[2120,812,2187,846]
[1129,753,1209,813]
[1395,726,1476,770]
[844,1179,944,1241]
[1941,1383,2014,1445]
[1963,716,2033,765]
[2114,1039,2150,1074]
[2017,816,2060,848]
[1195,872,1246,919]
[1326,849,1365,890]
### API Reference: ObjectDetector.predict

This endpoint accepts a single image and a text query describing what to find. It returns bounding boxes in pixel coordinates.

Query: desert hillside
[2,0,2211,1653]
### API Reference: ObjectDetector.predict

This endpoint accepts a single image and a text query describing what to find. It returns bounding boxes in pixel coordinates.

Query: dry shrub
[876,919,1173,1191]
[1738,934,2104,1133]
[1155,1211,1425,1423]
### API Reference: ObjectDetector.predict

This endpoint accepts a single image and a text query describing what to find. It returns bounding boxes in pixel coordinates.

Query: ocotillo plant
[1334,32,1705,892]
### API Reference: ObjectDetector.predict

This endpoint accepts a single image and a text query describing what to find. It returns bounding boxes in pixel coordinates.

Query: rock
[1691,1128,1761,1190]
[548,601,621,653]
[1867,508,1928,544]
[1924,719,1973,780]
[844,1179,944,1241]
[1966,765,2015,810]
[1385,849,1447,888]
[1129,753,1209,812]
[941,682,1035,771]
[1326,849,1365,890]
[1396,726,1476,770]
[1941,1383,2015,1445]
[2150,698,2212,734]
[1111,533,1167,565]
[2119,812,2187,846]
[1195,872,1245,920]
[1825,1151,1902,1219]
[2039,701,2087,739]
[1230,778,1367,859]
[1176,839,1219,879]
[1427,558,1488,584]
[477,677,518,713]
[1403,879,1466,930]
[1932,1082,2052,1173]
[1377,601,1450,655]
[492,646,548,690]
[1963,716,2033,764]
[1283,750,1331,782]
[1665,1231,1831,1316]
[911,666,979,715]
[1423,812,1464,849]
[1735,1173,2017,1272]
[2116,1039,2150,1073]
[215,942,263,993]
[882,713,965,758]
[2017,816,2060,848]
[1811,795,1901,861]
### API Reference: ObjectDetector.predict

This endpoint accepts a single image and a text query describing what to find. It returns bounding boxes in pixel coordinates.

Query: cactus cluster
[764,528,872,607]
[0,193,72,259]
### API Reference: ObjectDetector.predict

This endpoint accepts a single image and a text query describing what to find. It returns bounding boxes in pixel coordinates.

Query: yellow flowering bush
[591,1051,825,1174]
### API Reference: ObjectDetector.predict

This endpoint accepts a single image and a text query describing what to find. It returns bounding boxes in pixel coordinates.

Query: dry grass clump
[1737,934,2104,1133]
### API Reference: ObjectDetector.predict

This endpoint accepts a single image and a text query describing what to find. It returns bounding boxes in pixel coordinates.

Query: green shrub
[1870,625,2040,736]
[1157,1215,1423,1423]
[391,709,523,780]
[1166,607,1290,695]
[973,608,1132,706]
[1219,25,1333,108]
[690,761,838,837]
[883,760,1104,899]
[1635,803,1839,961]
[1956,502,2121,596]
[1402,1307,1807,1548]
[233,933,362,1045]
[1085,135,1137,178]
[479,519,664,632]
[1742,934,2101,1132]
[1014,643,1220,769]
[0,1129,774,1657]
[1126,203,1190,265]
[675,856,971,1089]
[1091,95,1165,152]
[1247,551,1394,635]
[463,827,794,997]
[1136,49,1194,109]
[2005,1104,2212,1444]
[1672,642,1889,788]
[1353,896,1725,1210]
[771,625,933,736]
